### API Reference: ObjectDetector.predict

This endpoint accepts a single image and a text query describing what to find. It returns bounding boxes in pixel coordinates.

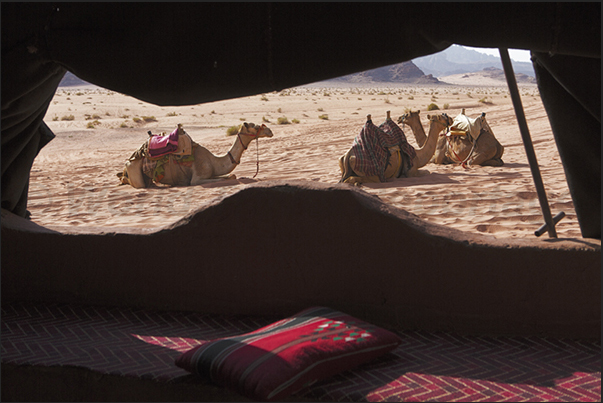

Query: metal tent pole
[499,48,560,238]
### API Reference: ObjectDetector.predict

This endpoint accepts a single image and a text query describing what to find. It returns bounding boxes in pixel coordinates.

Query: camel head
[427,112,453,128]
[397,110,420,125]
[239,122,274,138]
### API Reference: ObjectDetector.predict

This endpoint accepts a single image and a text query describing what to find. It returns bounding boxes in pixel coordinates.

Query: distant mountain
[329,61,440,84]
[58,72,91,87]
[413,45,535,78]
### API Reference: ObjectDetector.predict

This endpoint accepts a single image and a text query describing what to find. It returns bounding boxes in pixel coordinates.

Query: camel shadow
[360,172,461,189]
[198,177,259,189]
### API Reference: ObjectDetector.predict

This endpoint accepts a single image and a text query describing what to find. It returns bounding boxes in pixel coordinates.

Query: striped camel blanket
[351,119,416,181]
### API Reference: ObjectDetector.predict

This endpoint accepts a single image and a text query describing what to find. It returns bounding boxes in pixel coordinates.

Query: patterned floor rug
[2,301,600,402]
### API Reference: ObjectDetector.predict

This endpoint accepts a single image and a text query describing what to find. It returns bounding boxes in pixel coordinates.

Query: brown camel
[398,110,427,147]
[339,111,453,185]
[399,110,504,167]
[119,122,273,188]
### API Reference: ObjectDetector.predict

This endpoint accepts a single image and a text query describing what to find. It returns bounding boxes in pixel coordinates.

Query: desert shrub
[142,116,157,122]
[277,117,290,125]
[166,112,178,116]
[132,117,141,123]
[443,103,450,109]
[260,95,269,101]
[262,116,270,123]
[384,98,391,104]
[408,95,414,100]
[277,108,282,113]
[61,114,75,121]
[479,97,493,105]
[226,125,239,136]
[318,114,329,120]
[427,103,439,111]
[120,122,128,128]
[317,108,324,112]
[52,115,59,121]
[240,117,246,121]
[291,118,300,124]
[86,122,95,129]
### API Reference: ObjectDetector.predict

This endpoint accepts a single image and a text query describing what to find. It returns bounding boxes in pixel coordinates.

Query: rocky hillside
[413,45,535,78]
[329,61,440,84]
[479,67,536,83]
[58,72,90,87]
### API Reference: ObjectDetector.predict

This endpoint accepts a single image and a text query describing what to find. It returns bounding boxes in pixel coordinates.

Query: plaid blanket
[351,119,416,181]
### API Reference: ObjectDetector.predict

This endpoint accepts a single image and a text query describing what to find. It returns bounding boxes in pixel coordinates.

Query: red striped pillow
[175,307,402,401]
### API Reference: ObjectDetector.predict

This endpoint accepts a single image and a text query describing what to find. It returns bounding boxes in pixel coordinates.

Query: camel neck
[227,133,256,164]
[415,121,446,168]
[405,118,427,147]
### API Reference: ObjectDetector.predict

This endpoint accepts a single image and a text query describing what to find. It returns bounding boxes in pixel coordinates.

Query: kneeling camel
[119,122,273,188]
[399,110,504,167]
[339,111,452,185]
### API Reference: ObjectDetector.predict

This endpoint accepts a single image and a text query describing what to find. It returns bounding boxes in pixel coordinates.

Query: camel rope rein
[233,124,265,178]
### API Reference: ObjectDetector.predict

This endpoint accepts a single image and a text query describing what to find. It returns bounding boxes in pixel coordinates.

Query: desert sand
[30,79,582,239]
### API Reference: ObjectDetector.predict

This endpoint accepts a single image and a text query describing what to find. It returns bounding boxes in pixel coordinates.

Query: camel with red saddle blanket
[118,122,273,188]
[339,111,453,185]
[399,109,504,167]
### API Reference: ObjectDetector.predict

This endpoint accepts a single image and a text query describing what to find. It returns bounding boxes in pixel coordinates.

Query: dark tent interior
[2,3,600,401]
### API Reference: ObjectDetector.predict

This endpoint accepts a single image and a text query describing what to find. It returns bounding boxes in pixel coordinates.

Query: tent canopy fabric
[1,3,600,238]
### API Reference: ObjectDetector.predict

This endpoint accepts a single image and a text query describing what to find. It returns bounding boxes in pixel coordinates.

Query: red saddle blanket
[149,127,179,157]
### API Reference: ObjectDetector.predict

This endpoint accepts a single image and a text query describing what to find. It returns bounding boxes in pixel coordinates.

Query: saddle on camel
[340,111,417,183]
[339,110,452,184]
[437,109,505,168]
[118,124,195,186]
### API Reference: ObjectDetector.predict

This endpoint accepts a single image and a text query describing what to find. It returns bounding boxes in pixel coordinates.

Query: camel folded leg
[343,155,382,185]
[124,159,147,188]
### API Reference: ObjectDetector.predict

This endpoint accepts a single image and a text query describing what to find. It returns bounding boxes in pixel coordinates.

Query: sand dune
[30,82,582,239]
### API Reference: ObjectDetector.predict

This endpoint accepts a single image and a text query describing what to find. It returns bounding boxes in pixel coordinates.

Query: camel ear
[243,122,249,129]
[427,114,431,119]
[417,110,420,113]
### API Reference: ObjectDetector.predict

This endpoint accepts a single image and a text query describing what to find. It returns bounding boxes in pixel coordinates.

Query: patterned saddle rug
[148,125,193,158]
[351,118,416,181]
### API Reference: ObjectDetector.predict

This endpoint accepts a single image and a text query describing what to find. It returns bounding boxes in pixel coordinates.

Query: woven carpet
[2,301,600,402]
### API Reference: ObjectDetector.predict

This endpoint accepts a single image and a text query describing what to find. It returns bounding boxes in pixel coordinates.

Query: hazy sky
[464,46,532,63]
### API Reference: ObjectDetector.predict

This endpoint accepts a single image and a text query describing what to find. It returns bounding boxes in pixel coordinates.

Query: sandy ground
[29,78,582,239]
